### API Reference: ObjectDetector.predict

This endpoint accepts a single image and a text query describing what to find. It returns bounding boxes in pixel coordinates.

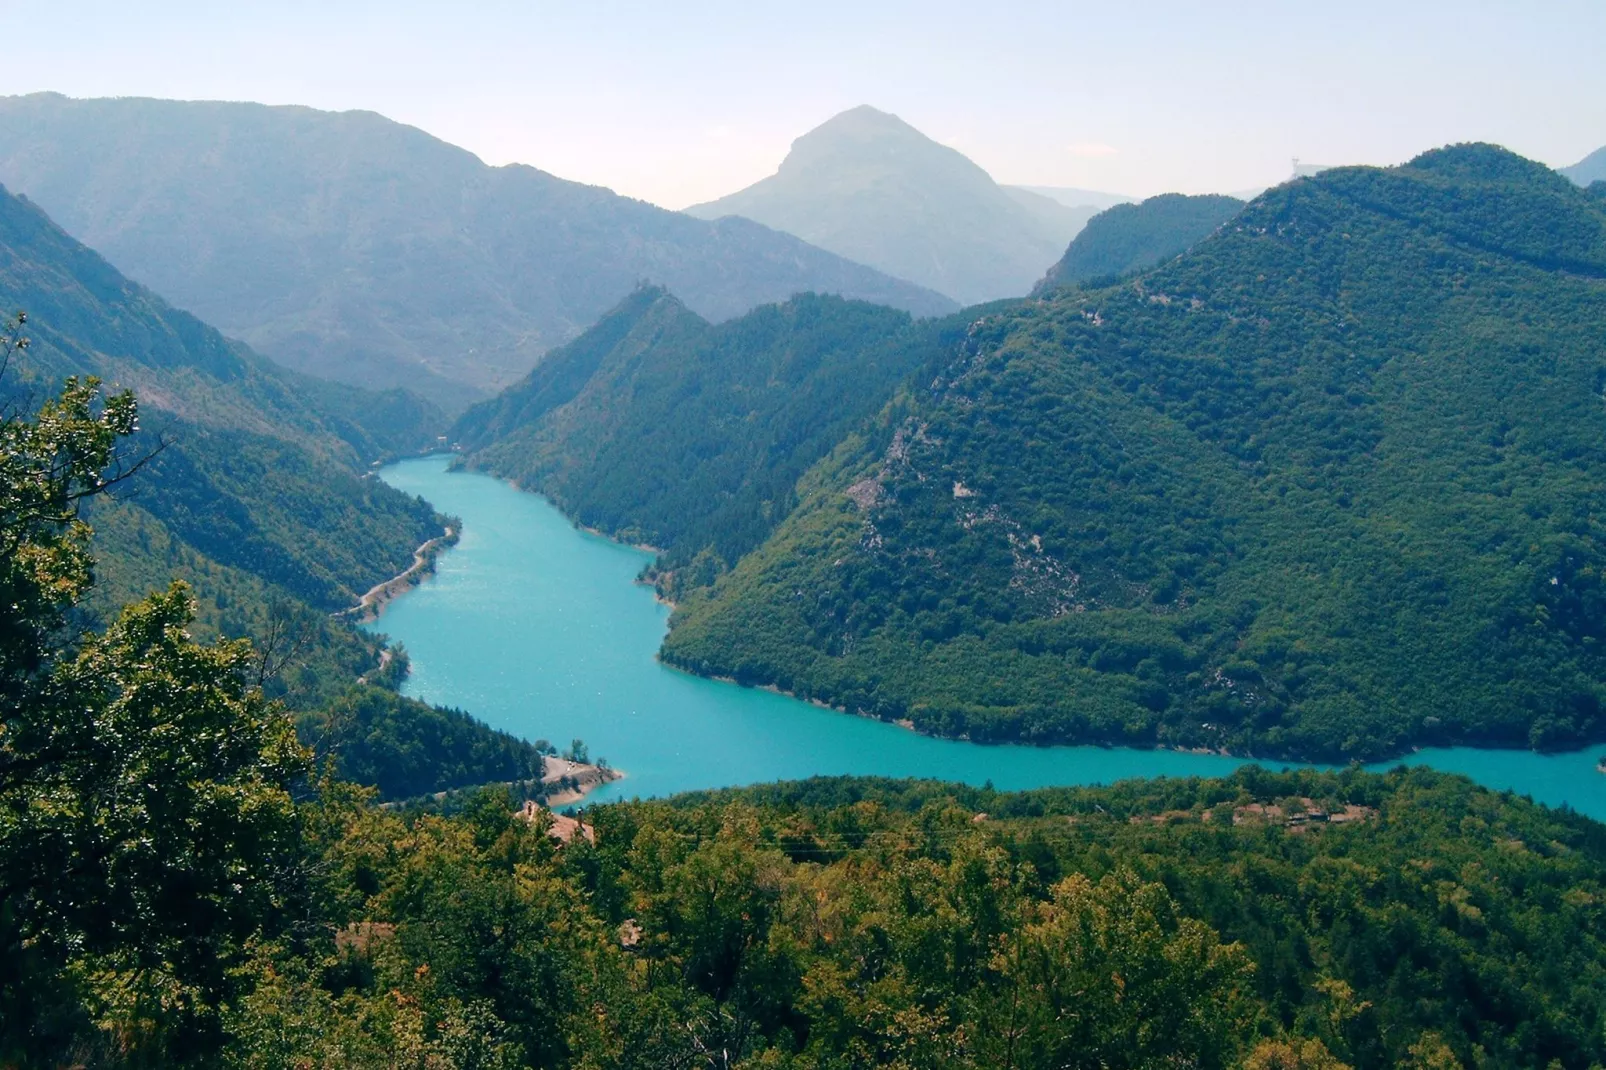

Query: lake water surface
[370,455,1606,819]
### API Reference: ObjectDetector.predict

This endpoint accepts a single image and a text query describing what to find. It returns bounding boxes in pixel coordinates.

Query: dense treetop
[205,765,1606,1069]
[0,93,955,407]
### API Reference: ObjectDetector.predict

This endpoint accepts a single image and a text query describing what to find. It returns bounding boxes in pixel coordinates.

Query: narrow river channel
[368,455,1606,818]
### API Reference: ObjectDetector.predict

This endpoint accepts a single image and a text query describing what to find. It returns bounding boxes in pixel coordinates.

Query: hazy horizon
[2,1,1602,209]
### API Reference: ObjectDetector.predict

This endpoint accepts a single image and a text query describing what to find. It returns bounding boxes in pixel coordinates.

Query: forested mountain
[660,144,1606,761]
[453,288,983,588]
[0,183,439,619]
[0,182,543,799]
[1036,192,1246,290]
[0,94,954,409]
[685,106,1089,305]
[1563,144,1606,186]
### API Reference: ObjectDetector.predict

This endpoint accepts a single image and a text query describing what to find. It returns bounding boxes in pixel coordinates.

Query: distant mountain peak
[1560,143,1606,187]
[0,93,953,412]
[811,104,912,133]
[778,105,982,179]
[797,105,929,146]
[687,108,1089,304]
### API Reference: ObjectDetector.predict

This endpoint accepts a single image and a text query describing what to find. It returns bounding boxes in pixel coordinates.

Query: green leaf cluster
[0,363,311,1061]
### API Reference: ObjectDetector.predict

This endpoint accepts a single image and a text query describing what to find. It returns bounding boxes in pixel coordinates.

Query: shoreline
[454,456,667,555]
[541,756,624,806]
[577,520,663,555]
[668,663,1606,767]
[371,458,1606,801]
[341,525,458,624]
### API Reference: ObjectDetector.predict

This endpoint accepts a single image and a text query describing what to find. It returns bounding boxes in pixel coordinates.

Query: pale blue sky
[2,1,1601,207]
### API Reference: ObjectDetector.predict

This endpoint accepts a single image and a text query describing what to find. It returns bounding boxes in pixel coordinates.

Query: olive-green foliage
[301,685,546,802]
[0,357,135,711]
[455,289,982,586]
[1036,192,1245,290]
[2,586,312,1064]
[213,767,1606,1070]
[664,144,1606,760]
[0,369,312,1065]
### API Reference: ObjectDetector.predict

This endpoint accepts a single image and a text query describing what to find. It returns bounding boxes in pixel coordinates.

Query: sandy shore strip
[515,759,625,843]
[541,756,624,806]
[341,526,458,623]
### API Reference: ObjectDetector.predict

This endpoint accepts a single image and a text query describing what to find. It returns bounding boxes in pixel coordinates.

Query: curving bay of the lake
[369,456,1606,819]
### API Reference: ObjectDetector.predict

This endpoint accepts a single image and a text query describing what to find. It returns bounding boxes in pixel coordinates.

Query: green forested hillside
[663,145,1606,761]
[1036,192,1245,290]
[686,105,1087,305]
[9,350,1606,1070]
[454,289,981,587]
[0,93,955,406]
[0,183,443,621]
[82,499,388,706]
[302,685,546,801]
[0,184,546,801]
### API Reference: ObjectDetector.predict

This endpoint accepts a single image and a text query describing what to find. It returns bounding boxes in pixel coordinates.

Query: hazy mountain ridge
[686,105,1088,304]
[0,184,444,463]
[658,144,1606,761]
[1562,143,1606,186]
[0,93,955,410]
[1006,184,1134,211]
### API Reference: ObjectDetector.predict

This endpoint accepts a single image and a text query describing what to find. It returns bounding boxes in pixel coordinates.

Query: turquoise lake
[370,455,1606,818]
